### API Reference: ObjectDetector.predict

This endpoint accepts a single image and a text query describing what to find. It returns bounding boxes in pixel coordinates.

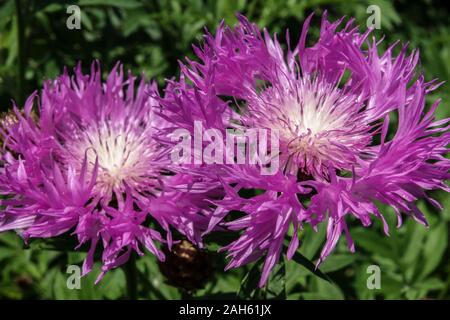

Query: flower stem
[124,252,138,300]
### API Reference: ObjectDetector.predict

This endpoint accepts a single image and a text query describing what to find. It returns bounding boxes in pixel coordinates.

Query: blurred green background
[0,0,449,300]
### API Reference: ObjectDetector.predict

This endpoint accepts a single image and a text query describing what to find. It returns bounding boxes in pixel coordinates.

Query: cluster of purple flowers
[1,13,448,286]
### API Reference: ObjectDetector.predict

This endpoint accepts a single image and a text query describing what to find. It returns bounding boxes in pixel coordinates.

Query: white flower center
[251,77,370,177]
[67,122,157,194]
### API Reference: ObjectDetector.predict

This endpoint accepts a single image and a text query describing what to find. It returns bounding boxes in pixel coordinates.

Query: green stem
[124,252,138,300]
[14,0,26,106]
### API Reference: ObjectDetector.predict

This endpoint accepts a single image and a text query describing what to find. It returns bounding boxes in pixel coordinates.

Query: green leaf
[350,228,395,259]
[264,258,286,300]
[401,222,427,266]
[287,245,332,284]
[237,261,262,299]
[299,223,326,259]
[301,277,344,300]
[314,277,344,300]
[414,277,445,291]
[0,232,23,248]
[138,255,181,299]
[78,0,143,9]
[380,273,404,299]
[237,257,286,300]
[318,254,356,273]
[94,268,125,299]
[420,223,447,279]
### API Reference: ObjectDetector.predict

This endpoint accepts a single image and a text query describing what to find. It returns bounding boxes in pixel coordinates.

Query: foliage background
[0,0,449,300]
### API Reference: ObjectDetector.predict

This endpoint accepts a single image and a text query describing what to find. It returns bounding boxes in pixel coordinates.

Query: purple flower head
[0,62,216,281]
[160,13,450,286]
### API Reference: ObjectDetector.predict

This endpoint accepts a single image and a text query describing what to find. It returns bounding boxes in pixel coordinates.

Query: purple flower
[0,62,217,282]
[160,13,450,286]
